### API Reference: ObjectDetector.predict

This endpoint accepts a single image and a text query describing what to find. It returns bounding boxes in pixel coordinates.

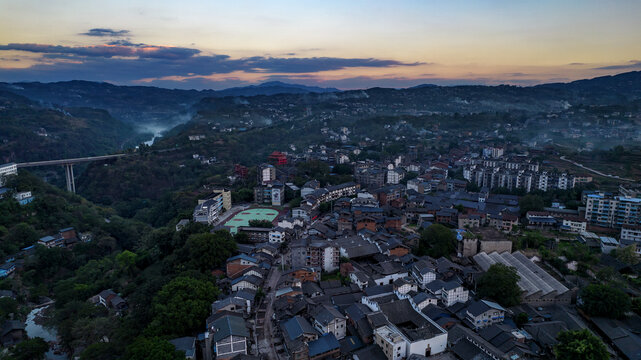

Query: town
[2,127,640,360]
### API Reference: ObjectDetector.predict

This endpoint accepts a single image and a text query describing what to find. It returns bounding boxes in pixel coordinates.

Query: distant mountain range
[0,71,639,139]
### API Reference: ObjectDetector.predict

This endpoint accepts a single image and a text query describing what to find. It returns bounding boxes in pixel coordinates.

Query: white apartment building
[0,163,18,186]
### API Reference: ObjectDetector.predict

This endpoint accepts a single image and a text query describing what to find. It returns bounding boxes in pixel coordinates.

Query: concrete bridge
[16,154,128,193]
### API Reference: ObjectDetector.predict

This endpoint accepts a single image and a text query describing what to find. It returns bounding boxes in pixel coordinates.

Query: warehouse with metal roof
[473,251,573,306]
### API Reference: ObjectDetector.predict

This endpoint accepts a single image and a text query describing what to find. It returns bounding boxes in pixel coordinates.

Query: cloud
[592,60,641,70]
[0,41,424,87]
[0,43,201,60]
[81,28,130,37]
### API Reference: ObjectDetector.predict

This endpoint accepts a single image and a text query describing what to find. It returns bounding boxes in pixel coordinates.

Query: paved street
[256,266,281,360]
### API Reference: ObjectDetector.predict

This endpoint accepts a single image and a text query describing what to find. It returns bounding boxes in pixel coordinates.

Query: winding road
[559,155,634,182]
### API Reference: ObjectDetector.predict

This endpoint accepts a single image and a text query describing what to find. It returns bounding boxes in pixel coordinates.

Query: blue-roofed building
[226,254,259,278]
[37,235,64,248]
[0,263,16,278]
[600,236,619,254]
[209,314,249,360]
[308,333,340,359]
[281,316,318,360]
[464,299,506,329]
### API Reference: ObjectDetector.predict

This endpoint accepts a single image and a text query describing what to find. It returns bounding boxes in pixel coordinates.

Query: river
[25,306,67,360]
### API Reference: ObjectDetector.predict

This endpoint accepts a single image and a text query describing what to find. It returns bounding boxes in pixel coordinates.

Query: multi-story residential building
[620,225,641,254]
[355,167,385,189]
[258,163,276,185]
[482,146,504,159]
[374,326,406,360]
[254,182,285,206]
[411,260,436,288]
[386,168,405,184]
[0,163,17,186]
[585,193,641,228]
[290,238,340,272]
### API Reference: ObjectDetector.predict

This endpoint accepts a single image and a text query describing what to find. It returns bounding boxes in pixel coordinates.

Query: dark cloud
[593,60,641,70]
[0,43,201,60]
[0,41,424,87]
[568,62,585,66]
[81,28,130,37]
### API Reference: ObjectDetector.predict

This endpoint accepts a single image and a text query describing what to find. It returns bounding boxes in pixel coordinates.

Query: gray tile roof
[211,315,249,342]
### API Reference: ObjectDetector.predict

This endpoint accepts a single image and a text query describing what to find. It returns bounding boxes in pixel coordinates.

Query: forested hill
[0,90,146,163]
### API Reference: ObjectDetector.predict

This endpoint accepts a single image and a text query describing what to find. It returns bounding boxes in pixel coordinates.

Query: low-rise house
[38,235,64,248]
[0,263,15,278]
[226,254,259,279]
[489,213,519,232]
[308,333,341,360]
[600,236,619,254]
[13,191,34,205]
[392,277,417,295]
[310,304,347,340]
[281,316,318,360]
[375,299,449,358]
[230,275,262,292]
[96,289,128,311]
[426,280,469,307]
[237,227,271,243]
[208,314,250,360]
[464,300,506,329]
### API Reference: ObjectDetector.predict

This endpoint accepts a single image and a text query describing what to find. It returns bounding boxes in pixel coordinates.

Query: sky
[1,0,640,90]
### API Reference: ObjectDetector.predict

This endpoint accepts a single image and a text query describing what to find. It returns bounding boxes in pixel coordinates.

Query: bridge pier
[64,164,75,193]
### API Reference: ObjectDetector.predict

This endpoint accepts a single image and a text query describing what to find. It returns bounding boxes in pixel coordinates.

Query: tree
[125,337,186,360]
[248,220,273,228]
[116,250,138,275]
[148,276,219,337]
[416,224,455,258]
[613,245,640,265]
[580,284,630,319]
[515,312,529,328]
[519,194,544,215]
[10,337,49,360]
[632,298,641,316]
[0,297,18,320]
[520,231,546,249]
[183,231,237,271]
[477,263,522,307]
[554,329,608,360]
[6,222,39,249]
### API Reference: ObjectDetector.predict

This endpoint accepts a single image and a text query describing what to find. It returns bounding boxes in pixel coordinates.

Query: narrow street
[255,266,281,360]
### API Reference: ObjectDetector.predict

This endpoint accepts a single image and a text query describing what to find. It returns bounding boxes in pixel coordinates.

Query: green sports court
[224,208,280,234]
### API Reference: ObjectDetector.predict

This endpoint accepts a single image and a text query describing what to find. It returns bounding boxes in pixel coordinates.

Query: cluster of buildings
[463,158,591,193]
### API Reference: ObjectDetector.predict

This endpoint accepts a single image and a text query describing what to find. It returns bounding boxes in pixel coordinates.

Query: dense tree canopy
[125,337,186,360]
[416,224,456,258]
[477,263,522,307]
[148,276,219,337]
[8,337,49,360]
[554,329,608,360]
[580,284,631,319]
[519,194,545,215]
[182,231,237,272]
